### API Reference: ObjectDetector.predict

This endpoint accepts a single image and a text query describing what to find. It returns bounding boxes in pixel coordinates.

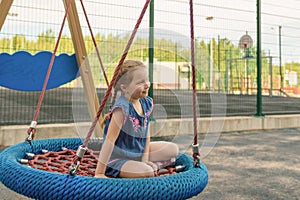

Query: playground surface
[1,128,300,199]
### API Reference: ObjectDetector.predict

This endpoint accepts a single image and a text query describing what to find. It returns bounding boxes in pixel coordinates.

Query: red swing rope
[189,0,201,167]
[26,0,72,142]
[27,0,110,142]
[70,0,151,174]
[79,0,109,87]
[80,0,151,149]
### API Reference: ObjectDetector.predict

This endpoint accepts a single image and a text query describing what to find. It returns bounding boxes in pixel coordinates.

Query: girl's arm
[141,133,150,162]
[141,132,158,173]
[95,108,124,177]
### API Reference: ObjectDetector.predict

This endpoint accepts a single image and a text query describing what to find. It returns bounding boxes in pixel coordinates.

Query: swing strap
[26,0,72,143]
[69,0,151,175]
[189,0,201,167]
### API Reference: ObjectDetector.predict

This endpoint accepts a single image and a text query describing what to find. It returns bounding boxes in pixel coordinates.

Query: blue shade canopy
[0,51,79,91]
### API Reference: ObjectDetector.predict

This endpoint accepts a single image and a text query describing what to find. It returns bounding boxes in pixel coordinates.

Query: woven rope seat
[0,138,208,200]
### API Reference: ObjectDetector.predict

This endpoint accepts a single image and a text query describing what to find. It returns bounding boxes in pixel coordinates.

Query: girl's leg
[119,160,154,178]
[119,142,179,178]
[149,141,179,162]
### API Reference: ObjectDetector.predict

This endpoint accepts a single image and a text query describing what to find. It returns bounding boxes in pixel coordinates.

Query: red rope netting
[27,149,180,177]
[28,149,99,177]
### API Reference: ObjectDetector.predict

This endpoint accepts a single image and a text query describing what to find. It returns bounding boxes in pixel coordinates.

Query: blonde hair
[101,60,146,128]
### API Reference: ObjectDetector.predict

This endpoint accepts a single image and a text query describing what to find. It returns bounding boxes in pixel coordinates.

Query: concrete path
[1,128,300,199]
[194,128,300,199]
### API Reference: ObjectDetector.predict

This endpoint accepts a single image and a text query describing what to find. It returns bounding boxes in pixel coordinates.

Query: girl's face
[122,67,150,101]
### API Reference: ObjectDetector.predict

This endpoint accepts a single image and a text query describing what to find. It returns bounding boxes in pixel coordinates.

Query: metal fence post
[256,0,264,117]
[148,0,154,98]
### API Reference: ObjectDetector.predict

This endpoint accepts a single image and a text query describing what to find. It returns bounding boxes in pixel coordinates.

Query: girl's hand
[94,174,108,178]
[145,161,158,172]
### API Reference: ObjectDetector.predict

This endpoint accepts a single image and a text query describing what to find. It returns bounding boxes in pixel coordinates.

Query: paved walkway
[1,128,300,199]
[195,128,300,199]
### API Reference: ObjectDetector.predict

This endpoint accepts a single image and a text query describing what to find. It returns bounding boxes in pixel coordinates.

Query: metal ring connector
[193,155,201,168]
[192,143,199,154]
[30,121,37,129]
[25,131,33,143]
[68,161,80,176]
[192,143,201,168]
[76,146,87,158]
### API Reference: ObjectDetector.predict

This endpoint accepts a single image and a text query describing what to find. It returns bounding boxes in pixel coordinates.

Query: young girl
[95,60,179,178]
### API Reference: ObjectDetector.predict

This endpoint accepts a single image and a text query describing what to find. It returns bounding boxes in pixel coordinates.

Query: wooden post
[63,0,102,137]
[0,0,14,31]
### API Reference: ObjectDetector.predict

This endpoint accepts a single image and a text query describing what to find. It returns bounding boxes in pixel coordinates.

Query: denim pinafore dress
[103,95,153,177]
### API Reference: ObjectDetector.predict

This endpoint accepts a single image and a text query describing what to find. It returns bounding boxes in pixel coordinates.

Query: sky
[2,0,300,64]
